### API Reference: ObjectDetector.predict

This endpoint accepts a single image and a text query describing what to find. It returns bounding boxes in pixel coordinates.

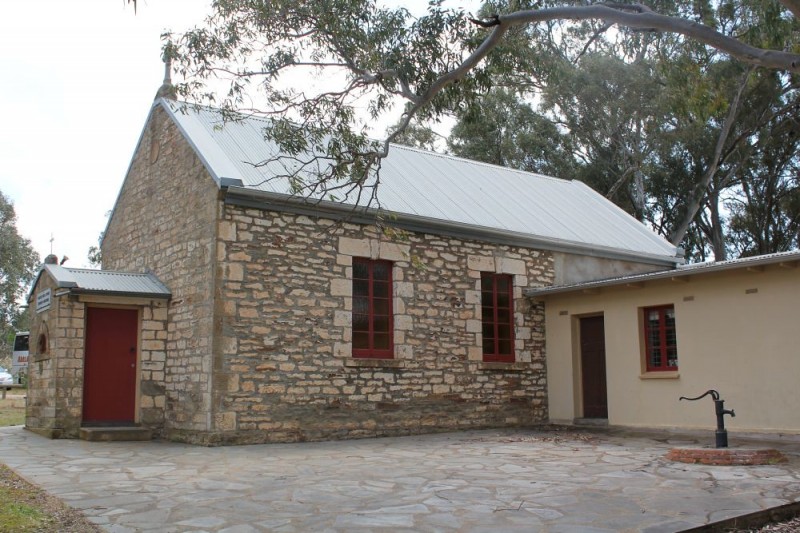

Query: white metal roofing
[159,99,681,265]
[526,249,800,297]
[29,265,171,299]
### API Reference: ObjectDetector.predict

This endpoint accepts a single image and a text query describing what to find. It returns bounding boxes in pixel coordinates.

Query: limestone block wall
[26,275,84,438]
[197,206,554,444]
[138,302,169,432]
[102,105,219,433]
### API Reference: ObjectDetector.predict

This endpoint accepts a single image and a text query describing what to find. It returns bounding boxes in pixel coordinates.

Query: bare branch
[477,5,800,73]
[575,22,614,63]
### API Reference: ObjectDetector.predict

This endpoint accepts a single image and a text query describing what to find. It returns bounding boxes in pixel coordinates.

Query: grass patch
[0,464,100,532]
[0,396,25,427]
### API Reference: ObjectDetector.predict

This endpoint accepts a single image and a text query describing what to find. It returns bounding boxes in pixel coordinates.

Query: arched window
[38,333,48,355]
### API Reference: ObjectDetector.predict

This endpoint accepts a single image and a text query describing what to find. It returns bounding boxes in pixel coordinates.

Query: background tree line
[167,0,799,263]
[0,191,38,368]
[399,0,800,261]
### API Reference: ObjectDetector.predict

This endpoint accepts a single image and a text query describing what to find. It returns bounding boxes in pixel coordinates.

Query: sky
[1,0,478,270]
[0,1,212,268]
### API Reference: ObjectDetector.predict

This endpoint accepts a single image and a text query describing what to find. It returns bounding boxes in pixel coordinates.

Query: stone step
[79,426,152,442]
[573,418,609,427]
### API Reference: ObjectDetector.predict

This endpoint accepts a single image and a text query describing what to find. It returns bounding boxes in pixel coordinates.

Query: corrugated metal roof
[526,249,800,298]
[160,99,681,265]
[38,265,171,298]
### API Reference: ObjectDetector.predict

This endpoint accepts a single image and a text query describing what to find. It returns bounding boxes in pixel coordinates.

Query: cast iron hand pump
[679,390,736,448]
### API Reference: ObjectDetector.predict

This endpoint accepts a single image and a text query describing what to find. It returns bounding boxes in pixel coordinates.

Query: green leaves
[0,191,38,362]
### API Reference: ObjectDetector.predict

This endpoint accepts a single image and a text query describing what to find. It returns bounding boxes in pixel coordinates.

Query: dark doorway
[83,307,138,424]
[580,315,608,419]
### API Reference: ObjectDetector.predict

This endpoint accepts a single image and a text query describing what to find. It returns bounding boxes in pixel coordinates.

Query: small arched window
[38,333,48,355]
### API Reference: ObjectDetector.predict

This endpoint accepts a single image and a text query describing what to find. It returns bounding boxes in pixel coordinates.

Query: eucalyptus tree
[166,0,800,202]
[0,191,38,363]
[447,88,575,177]
[442,0,799,259]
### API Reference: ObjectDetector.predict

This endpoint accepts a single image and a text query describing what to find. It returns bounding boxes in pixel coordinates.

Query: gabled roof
[28,265,171,300]
[153,99,682,266]
[526,249,800,298]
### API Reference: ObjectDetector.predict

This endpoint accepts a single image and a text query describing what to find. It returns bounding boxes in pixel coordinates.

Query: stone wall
[102,104,220,433]
[186,205,554,444]
[26,274,83,438]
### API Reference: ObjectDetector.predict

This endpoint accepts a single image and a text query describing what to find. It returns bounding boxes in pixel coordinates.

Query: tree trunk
[669,68,752,248]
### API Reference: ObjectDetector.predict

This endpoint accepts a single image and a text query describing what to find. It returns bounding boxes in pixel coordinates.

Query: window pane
[666,328,676,346]
[373,281,389,298]
[372,262,390,281]
[353,332,369,349]
[649,328,660,349]
[353,297,369,316]
[498,339,512,355]
[496,310,510,324]
[353,261,369,279]
[373,299,390,316]
[353,314,369,332]
[496,276,509,292]
[373,315,390,334]
[482,307,494,322]
[649,348,661,367]
[481,290,494,307]
[496,291,509,308]
[497,324,511,340]
[373,333,390,350]
[353,280,369,297]
[667,346,678,367]
[482,323,495,339]
[483,338,495,354]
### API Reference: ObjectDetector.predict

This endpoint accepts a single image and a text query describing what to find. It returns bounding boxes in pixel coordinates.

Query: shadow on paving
[0,425,798,532]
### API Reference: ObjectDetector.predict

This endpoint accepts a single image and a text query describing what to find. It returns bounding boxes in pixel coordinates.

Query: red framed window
[352,258,393,359]
[644,305,678,371]
[481,273,514,362]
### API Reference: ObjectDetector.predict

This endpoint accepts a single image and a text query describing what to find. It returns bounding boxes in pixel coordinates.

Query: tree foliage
[444,0,799,260]
[448,88,575,177]
[167,0,800,259]
[0,191,39,363]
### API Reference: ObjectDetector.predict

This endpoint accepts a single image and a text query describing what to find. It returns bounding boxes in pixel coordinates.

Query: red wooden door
[83,307,138,424]
[580,315,608,419]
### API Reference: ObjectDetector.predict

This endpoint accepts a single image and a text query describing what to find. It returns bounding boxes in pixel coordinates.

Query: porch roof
[29,265,171,300]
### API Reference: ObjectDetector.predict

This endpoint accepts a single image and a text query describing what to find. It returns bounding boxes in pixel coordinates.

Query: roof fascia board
[69,289,171,299]
[223,186,682,267]
[526,251,800,298]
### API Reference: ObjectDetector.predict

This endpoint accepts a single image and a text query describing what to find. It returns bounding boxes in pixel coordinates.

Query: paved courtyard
[1,426,799,532]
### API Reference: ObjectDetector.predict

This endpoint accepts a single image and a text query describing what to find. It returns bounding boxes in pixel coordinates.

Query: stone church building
[24,97,684,444]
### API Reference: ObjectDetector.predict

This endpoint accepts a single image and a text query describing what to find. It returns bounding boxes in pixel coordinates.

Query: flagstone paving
[1,426,799,532]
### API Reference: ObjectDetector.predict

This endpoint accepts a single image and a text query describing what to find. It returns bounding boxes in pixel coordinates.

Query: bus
[12,331,29,384]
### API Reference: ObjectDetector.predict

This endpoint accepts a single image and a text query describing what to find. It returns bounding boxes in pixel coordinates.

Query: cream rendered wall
[543,264,800,434]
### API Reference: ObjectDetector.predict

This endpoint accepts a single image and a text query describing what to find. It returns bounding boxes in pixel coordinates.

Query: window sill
[478,362,529,371]
[345,358,405,369]
[639,371,680,380]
